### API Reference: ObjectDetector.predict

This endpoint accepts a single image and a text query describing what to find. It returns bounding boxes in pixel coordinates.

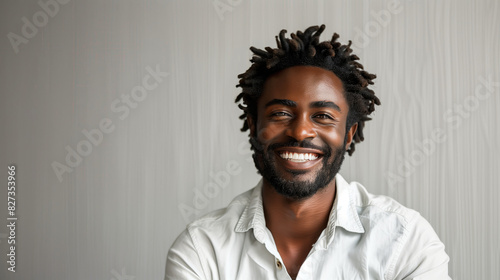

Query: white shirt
[165,174,450,280]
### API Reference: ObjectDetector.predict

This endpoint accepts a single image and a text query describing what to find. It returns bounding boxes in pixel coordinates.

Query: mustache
[250,137,331,156]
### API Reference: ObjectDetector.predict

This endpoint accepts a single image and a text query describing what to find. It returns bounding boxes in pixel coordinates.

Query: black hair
[235,24,380,155]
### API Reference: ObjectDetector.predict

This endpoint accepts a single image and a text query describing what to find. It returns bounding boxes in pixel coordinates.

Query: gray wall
[1,0,498,279]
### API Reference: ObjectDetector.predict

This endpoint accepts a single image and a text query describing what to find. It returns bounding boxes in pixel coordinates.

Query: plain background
[1,0,499,279]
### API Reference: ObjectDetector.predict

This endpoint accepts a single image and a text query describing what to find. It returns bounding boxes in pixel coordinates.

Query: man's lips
[274,147,323,170]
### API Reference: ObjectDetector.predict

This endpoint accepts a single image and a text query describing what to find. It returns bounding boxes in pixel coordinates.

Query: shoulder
[346,179,420,226]
[172,186,256,255]
[346,180,438,249]
[341,178,449,279]
[186,187,254,235]
[166,187,256,279]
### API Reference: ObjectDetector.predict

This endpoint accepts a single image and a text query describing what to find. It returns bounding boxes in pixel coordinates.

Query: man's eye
[272,112,290,117]
[314,114,334,120]
[271,112,290,117]
[269,112,292,121]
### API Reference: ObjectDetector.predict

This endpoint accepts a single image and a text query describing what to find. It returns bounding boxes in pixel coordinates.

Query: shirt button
[276,259,282,270]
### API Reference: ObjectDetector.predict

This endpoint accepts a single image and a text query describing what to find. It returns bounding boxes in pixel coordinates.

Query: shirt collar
[321,174,365,247]
[234,179,267,242]
[234,174,365,246]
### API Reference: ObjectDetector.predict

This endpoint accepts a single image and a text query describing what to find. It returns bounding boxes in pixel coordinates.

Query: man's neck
[262,179,336,241]
[261,179,336,278]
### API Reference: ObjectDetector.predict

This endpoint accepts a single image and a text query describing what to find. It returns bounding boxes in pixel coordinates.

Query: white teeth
[279,152,319,162]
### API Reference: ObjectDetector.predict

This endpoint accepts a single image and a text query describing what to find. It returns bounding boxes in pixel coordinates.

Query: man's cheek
[257,130,271,142]
[257,124,283,141]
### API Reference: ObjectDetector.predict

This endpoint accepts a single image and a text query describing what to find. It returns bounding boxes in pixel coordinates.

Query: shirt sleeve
[390,214,451,280]
[165,228,205,280]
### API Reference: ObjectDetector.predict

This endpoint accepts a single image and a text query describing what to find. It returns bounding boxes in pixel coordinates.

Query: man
[165,25,450,279]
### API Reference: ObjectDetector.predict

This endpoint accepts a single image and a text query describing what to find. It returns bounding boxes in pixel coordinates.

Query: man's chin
[285,168,310,176]
[275,170,316,183]
[271,180,324,200]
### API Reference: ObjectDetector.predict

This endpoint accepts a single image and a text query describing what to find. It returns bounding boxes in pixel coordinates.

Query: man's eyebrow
[310,101,341,112]
[265,99,297,108]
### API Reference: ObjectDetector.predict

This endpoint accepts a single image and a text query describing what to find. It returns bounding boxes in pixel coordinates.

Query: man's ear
[247,114,256,137]
[345,123,358,150]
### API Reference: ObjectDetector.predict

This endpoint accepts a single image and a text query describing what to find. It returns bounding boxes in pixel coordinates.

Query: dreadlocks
[235,24,380,155]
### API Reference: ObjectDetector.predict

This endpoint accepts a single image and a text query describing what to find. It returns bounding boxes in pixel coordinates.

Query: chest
[214,232,394,280]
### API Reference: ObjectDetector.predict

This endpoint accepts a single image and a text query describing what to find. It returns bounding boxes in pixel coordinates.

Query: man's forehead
[259,66,347,107]
[264,99,342,112]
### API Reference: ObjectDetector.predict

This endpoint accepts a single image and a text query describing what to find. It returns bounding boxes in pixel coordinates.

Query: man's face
[248,66,356,200]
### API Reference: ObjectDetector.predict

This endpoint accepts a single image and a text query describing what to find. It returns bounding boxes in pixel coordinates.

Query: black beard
[250,137,347,200]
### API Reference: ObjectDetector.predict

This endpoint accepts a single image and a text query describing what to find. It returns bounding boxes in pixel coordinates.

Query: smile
[273,146,324,171]
[279,152,319,162]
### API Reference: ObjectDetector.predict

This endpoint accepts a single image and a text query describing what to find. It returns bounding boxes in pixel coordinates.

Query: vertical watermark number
[6,165,17,272]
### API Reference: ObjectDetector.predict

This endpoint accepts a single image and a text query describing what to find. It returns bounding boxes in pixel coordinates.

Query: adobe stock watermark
[351,0,407,49]
[178,140,254,222]
[110,267,135,280]
[385,75,499,188]
[178,160,243,222]
[51,65,169,182]
[7,0,71,54]
[211,0,243,21]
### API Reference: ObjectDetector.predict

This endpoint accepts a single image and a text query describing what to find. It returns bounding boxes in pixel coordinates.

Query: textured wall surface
[0,0,499,279]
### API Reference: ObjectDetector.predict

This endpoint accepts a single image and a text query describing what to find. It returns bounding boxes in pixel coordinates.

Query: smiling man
[165,25,450,280]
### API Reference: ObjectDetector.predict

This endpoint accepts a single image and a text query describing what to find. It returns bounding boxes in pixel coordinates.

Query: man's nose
[286,115,317,141]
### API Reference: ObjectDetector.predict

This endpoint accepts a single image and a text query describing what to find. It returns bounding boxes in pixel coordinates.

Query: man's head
[235,25,380,200]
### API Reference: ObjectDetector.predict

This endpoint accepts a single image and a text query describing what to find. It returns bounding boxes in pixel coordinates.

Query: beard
[250,136,347,200]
